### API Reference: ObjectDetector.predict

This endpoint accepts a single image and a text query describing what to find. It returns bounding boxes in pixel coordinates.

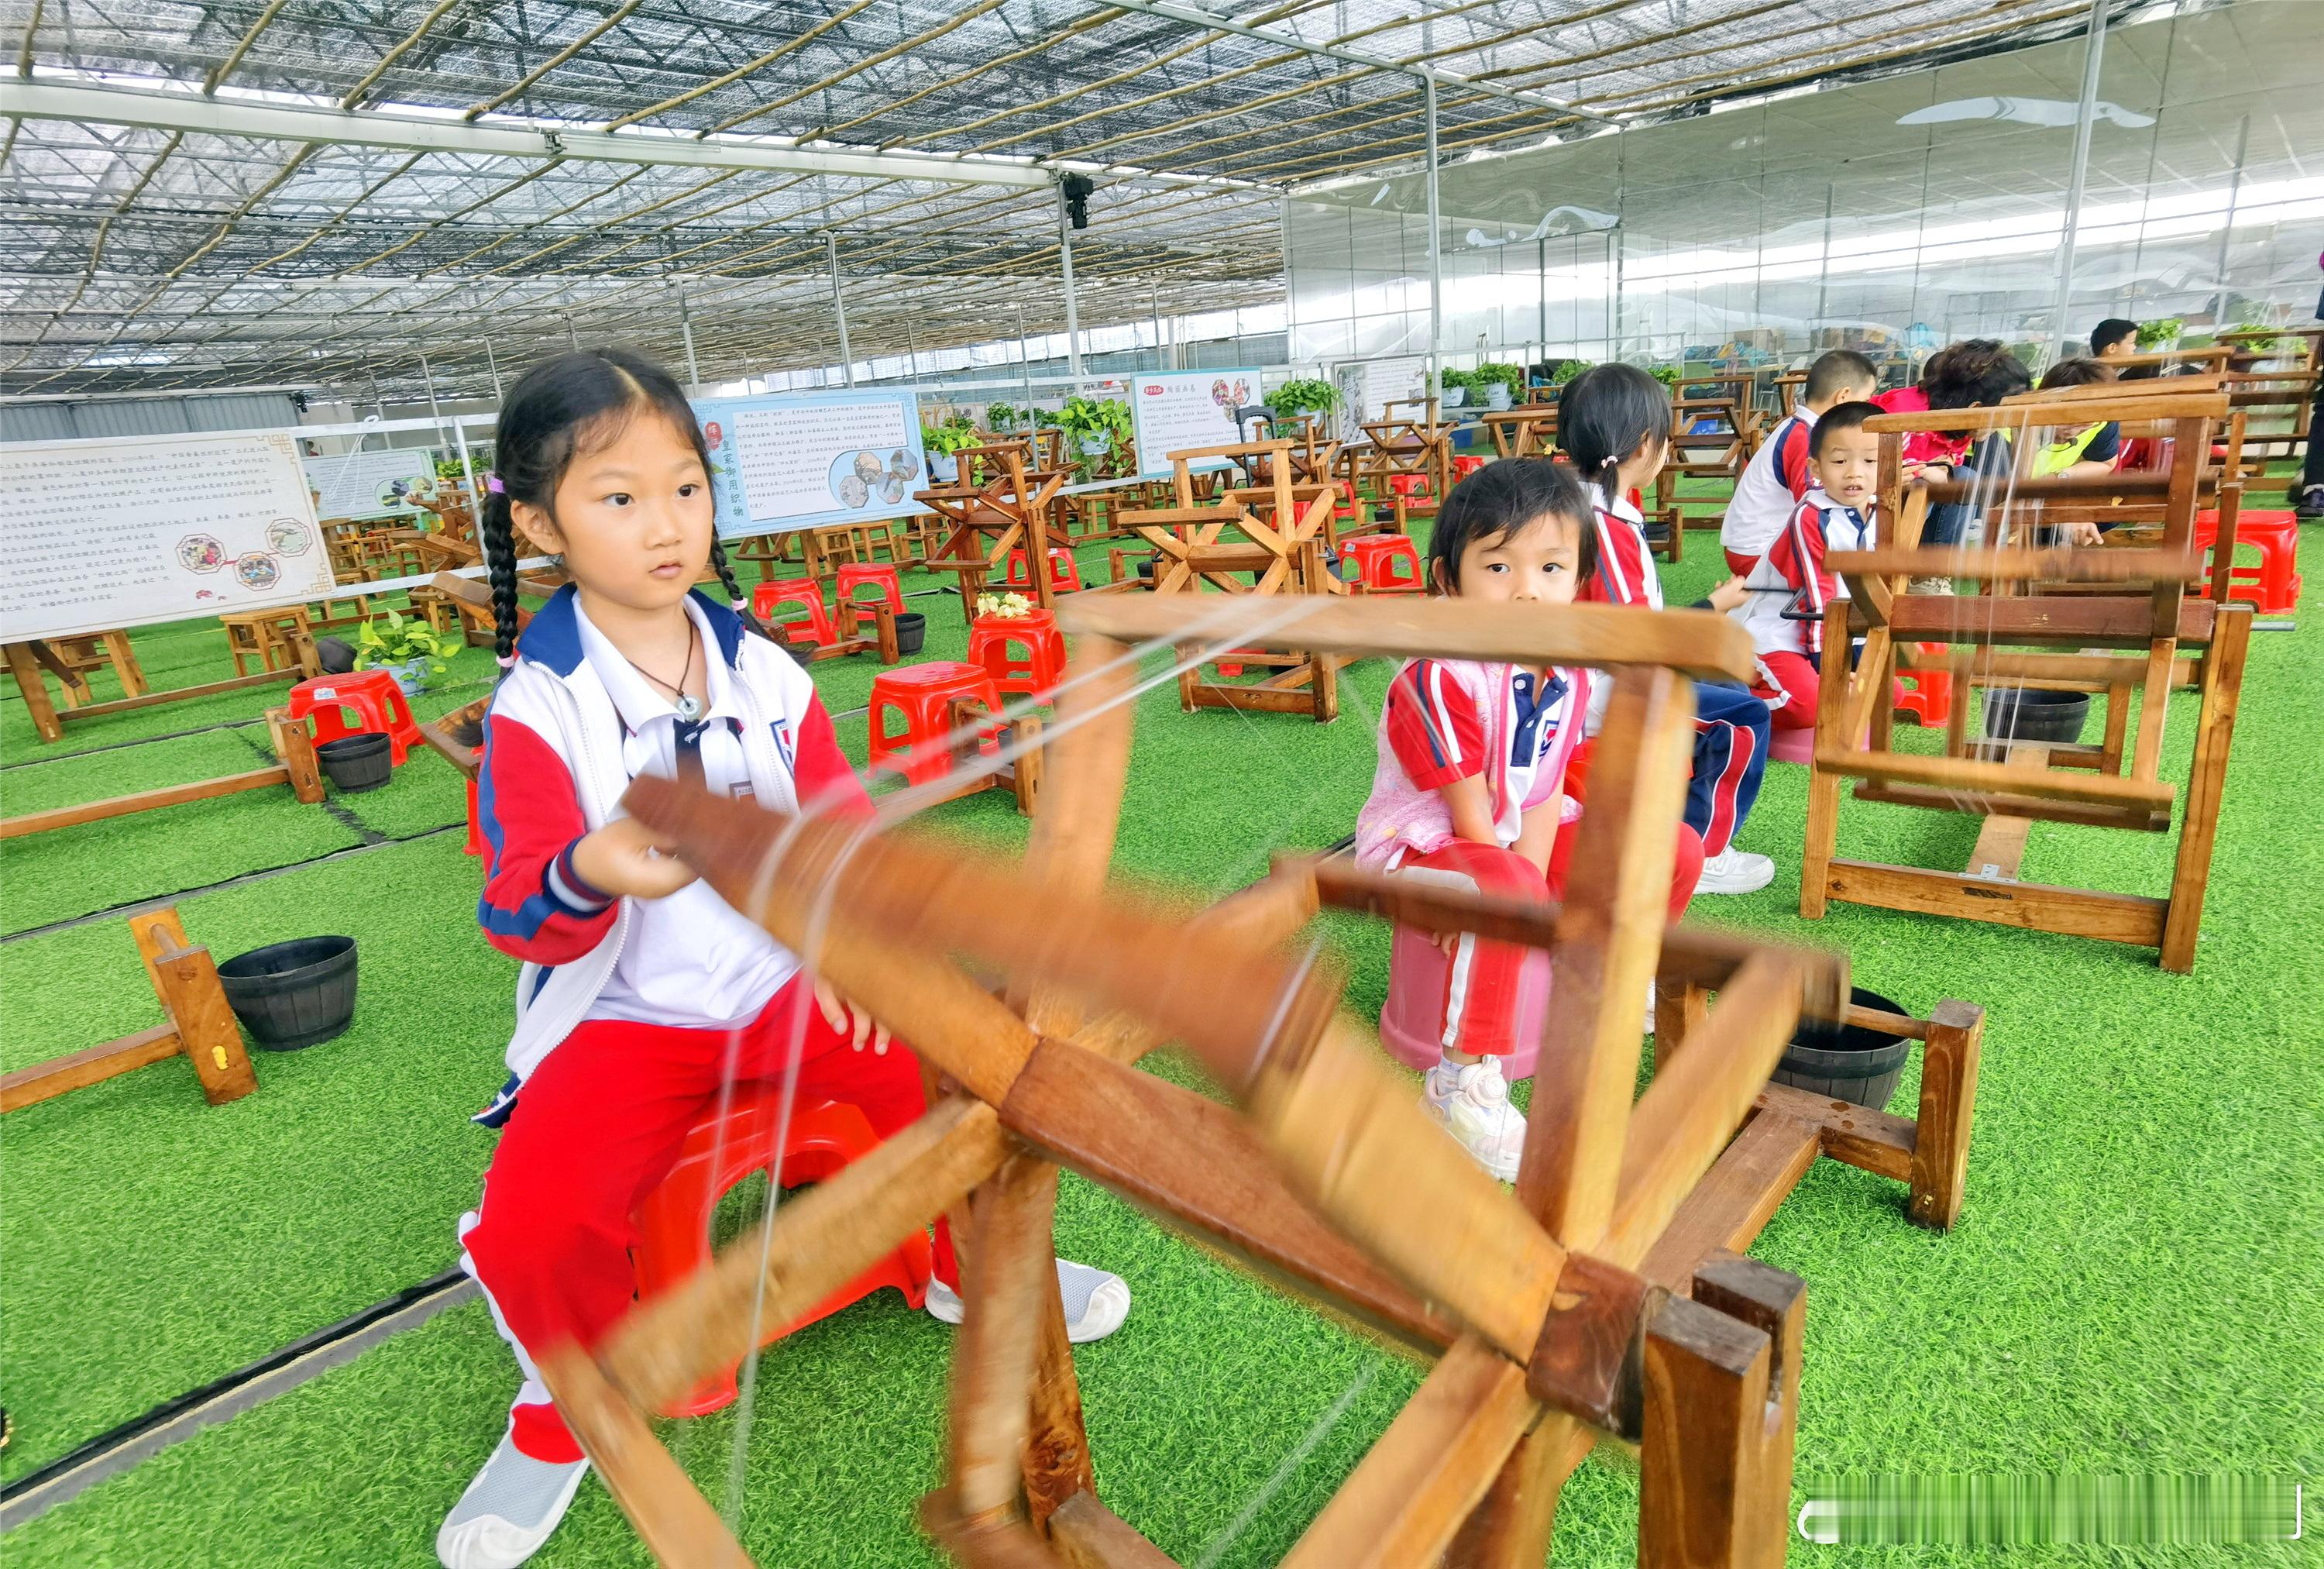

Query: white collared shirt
[573,596,799,1030]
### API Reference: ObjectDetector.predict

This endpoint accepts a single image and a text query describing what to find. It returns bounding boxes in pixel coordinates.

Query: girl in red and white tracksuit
[438,350,1124,1569]
[1734,486,1876,729]
[1355,459,1700,1182]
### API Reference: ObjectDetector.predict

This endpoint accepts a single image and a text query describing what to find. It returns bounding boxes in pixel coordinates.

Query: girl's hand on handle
[569,817,698,900]
[815,978,892,1055]
[1705,575,1750,614]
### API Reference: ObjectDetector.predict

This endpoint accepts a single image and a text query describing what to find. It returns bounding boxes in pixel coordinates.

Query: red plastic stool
[1332,482,1363,528]
[1004,547,1085,594]
[867,662,1007,785]
[290,670,421,766]
[1452,455,1487,480]
[631,1092,933,1417]
[967,610,1067,700]
[1342,534,1425,595]
[462,775,484,857]
[834,563,904,635]
[1387,473,1431,501]
[751,578,838,648]
[1894,642,1953,728]
[2195,510,2302,613]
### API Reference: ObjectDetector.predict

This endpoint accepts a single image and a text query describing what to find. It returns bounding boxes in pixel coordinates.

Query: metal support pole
[369,369,387,421]
[1058,181,1084,382]
[679,294,702,394]
[2209,113,2250,325]
[905,314,923,384]
[2050,0,2111,360]
[449,414,480,497]
[566,312,581,352]
[826,232,854,387]
[483,339,504,401]
[419,351,442,421]
[1425,77,1443,399]
[1013,302,1037,409]
[1150,281,1168,373]
[1814,182,1834,338]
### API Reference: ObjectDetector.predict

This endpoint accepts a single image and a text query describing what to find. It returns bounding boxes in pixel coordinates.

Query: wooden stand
[0,907,256,1113]
[1799,391,2251,972]
[1477,406,1557,459]
[1358,400,1456,532]
[1648,374,1755,563]
[1115,441,1346,724]
[6,624,320,747]
[918,443,1070,625]
[530,594,1846,1569]
[0,706,325,839]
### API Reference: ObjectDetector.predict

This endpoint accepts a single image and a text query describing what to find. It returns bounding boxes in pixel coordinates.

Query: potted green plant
[352,609,453,695]
[1434,368,1480,410]
[2223,322,2283,355]
[1475,362,1526,411]
[2136,317,2184,351]
[1267,377,1342,426]
[985,401,1022,432]
[1055,396,1132,478]
[922,416,979,482]
[1646,364,1681,390]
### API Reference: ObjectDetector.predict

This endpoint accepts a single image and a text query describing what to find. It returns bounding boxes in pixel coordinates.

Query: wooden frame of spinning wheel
[1799,391,2252,972]
[533,594,1852,1569]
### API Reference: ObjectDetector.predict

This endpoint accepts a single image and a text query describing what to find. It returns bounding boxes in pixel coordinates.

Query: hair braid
[482,491,521,668]
[706,535,773,642]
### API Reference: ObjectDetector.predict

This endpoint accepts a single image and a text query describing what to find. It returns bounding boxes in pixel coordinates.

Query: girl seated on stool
[438,348,1128,1569]
[1354,460,1700,1182]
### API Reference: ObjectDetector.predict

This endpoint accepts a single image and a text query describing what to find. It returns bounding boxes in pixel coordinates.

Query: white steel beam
[0,78,1059,188]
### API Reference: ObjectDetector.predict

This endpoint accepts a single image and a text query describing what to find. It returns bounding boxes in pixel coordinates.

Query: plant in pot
[352,608,452,695]
[1056,396,1132,479]
[922,416,979,483]
[1646,364,1681,390]
[1266,377,1342,435]
[985,401,1022,433]
[2136,317,2184,351]
[1434,367,1479,410]
[1475,362,1526,411]
[1548,359,1583,388]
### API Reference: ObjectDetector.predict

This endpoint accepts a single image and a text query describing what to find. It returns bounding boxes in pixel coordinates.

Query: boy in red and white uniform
[1721,349,1877,573]
[1734,401,1880,728]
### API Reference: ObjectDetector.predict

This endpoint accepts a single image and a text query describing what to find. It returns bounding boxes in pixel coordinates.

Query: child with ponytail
[1556,363,1774,896]
[441,349,1128,1569]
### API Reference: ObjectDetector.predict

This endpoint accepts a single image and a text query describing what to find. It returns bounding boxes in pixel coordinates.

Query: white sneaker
[1422,1058,1527,1182]
[1694,847,1775,896]
[436,1430,588,1569]
[925,1258,1131,1344]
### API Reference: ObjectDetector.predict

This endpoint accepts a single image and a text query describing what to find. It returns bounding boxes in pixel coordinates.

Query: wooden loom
[525,594,1865,1569]
[0,906,256,1113]
[1799,391,2252,972]
[918,442,1071,623]
[1115,440,1346,724]
[0,704,325,841]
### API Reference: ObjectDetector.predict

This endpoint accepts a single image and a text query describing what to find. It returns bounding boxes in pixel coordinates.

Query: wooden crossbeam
[1813,748,2174,811]
[1829,548,2199,583]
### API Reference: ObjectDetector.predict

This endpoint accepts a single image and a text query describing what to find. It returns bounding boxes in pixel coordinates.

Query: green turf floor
[2,513,2319,1565]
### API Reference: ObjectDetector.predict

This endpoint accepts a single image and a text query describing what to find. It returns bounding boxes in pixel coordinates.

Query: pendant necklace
[626,631,703,722]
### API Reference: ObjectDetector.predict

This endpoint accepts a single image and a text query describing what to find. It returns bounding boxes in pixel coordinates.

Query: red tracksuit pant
[459,975,958,1462]
[1403,814,1702,1059]
[1753,650,1822,732]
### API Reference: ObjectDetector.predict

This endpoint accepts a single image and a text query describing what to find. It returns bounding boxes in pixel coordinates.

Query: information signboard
[693,389,932,538]
[1126,368,1263,476]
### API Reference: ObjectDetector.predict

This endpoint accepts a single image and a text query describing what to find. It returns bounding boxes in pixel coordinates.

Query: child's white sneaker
[1694,847,1774,895]
[925,1258,1131,1343]
[436,1430,588,1569]
[1422,1058,1527,1181]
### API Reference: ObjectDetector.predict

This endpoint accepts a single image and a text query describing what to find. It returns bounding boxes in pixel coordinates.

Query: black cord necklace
[624,630,702,722]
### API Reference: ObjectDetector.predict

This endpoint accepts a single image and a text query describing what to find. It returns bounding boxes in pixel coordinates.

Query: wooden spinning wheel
[541,594,1848,1568]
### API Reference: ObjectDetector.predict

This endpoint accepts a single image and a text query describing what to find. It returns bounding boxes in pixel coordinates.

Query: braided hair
[480,347,772,670]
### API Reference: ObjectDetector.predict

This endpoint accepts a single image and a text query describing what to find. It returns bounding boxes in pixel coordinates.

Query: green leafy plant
[2225,322,2283,353]
[920,416,980,456]
[1055,396,1133,477]
[352,609,453,679]
[985,401,1022,432]
[1266,377,1342,417]
[1435,367,1483,403]
[1646,364,1681,388]
[1548,359,1584,387]
[2136,318,2183,348]
[1475,362,1527,400]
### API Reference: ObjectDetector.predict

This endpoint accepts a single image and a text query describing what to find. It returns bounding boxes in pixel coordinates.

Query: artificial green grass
[3,515,2319,1564]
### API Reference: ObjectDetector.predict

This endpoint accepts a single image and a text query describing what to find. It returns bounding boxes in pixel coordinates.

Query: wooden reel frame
[534,594,1857,1569]
[1799,390,2252,972]
[917,442,1071,623]
[1115,442,1347,724]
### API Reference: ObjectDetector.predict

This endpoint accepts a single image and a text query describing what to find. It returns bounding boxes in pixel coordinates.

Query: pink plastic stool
[1379,920,1553,1082]
[290,671,421,766]
[631,1093,933,1417]
[1766,727,1814,765]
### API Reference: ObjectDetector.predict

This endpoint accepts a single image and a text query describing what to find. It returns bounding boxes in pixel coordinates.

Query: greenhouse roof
[0,0,2146,399]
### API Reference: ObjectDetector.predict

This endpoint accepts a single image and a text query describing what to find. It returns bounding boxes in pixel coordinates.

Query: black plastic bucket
[218,937,359,1050]
[1982,688,2089,747]
[1772,986,1912,1111]
[317,734,392,793]
[894,612,927,655]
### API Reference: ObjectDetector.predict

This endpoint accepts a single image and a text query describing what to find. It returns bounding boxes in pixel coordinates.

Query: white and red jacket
[1577,483,1663,613]
[473,587,864,1094]
[1721,409,1817,560]
[1356,659,1589,869]
[1732,487,1876,659]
